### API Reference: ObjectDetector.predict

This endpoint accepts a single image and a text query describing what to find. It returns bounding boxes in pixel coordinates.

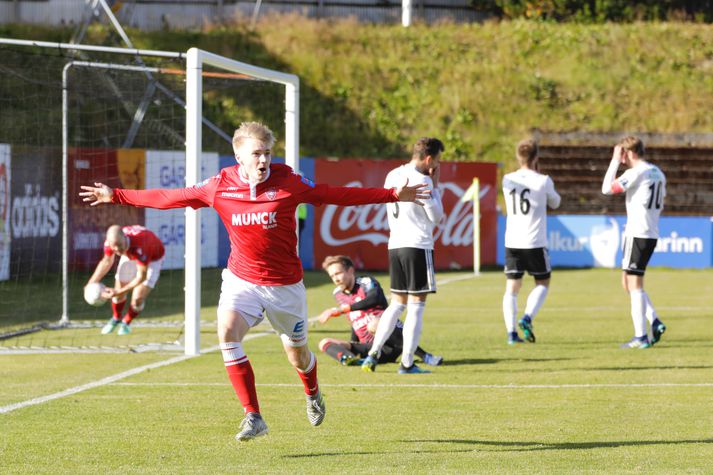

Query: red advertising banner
[68,148,146,271]
[313,158,498,271]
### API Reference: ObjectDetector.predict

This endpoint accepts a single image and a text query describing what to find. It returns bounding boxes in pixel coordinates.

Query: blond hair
[516,139,538,166]
[232,122,276,153]
[619,136,645,157]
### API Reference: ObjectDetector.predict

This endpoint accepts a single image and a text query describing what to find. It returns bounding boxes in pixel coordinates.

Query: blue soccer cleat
[651,322,667,345]
[361,355,378,372]
[507,332,524,345]
[518,317,536,343]
[422,353,443,366]
[620,336,651,349]
[398,364,431,374]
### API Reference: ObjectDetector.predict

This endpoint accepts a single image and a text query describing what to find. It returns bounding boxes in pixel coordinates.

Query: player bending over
[602,136,667,349]
[86,224,165,335]
[318,255,443,367]
[501,139,560,345]
[80,122,430,442]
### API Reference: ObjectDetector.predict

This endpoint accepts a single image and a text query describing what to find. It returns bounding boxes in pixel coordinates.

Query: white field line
[1,332,263,415]
[113,382,713,390]
[1,274,474,415]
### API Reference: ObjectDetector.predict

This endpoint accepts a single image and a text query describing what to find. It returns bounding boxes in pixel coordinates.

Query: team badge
[265,187,278,200]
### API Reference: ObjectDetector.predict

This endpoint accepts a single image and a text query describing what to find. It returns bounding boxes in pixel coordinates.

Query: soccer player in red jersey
[80,122,430,441]
[86,224,165,336]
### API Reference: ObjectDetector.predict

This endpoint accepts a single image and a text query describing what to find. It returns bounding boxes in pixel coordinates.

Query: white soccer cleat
[306,391,326,426]
[235,412,269,441]
[101,319,118,335]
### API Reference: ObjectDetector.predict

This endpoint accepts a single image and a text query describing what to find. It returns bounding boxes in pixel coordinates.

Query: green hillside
[2,18,712,168]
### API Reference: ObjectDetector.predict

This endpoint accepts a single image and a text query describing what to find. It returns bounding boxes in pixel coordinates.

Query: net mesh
[0,44,286,352]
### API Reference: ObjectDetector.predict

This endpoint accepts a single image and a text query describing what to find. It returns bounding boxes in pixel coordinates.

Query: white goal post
[0,38,300,356]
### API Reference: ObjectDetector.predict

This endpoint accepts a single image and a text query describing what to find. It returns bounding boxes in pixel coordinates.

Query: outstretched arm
[80,182,212,209]
[304,178,430,207]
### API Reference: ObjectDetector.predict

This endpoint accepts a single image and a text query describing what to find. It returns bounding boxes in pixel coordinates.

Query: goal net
[0,40,298,354]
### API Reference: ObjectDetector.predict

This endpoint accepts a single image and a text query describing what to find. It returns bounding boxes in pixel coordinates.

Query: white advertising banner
[0,144,9,281]
[145,150,219,270]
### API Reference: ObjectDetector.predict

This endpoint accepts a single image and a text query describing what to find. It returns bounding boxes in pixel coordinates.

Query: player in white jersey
[362,137,445,374]
[501,139,561,345]
[602,136,667,349]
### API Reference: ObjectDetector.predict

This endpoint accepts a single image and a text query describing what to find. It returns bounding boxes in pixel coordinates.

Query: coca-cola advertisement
[313,158,497,270]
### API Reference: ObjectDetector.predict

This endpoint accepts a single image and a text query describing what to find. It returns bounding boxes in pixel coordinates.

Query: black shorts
[504,247,551,280]
[351,341,402,364]
[389,248,436,294]
[622,237,657,275]
[351,326,405,364]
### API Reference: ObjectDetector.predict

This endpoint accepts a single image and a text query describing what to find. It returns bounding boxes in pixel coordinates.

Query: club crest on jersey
[265,187,278,200]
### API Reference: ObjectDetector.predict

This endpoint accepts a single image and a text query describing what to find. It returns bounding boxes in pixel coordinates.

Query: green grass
[2,20,713,166]
[1,268,713,473]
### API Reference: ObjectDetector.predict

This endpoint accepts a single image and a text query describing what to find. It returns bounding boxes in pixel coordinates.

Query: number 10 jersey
[617,161,666,239]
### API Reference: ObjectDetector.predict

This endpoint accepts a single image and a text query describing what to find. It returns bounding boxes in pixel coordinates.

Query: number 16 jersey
[502,169,560,249]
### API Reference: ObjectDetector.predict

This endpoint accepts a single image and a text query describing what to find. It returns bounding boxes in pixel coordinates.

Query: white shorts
[218,269,308,347]
[115,255,162,289]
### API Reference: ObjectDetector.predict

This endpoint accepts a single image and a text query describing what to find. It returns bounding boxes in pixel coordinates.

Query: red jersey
[333,275,388,344]
[103,225,165,265]
[113,163,399,285]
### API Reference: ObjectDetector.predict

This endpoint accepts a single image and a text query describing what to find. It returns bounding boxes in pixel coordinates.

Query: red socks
[111,300,126,320]
[122,305,140,325]
[296,352,319,397]
[221,342,260,414]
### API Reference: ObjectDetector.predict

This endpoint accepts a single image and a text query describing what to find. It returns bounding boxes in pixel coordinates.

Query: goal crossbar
[0,38,300,356]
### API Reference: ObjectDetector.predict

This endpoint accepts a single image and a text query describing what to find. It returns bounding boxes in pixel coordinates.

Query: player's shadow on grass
[283,438,713,459]
[404,438,713,452]
[441,357,574,366]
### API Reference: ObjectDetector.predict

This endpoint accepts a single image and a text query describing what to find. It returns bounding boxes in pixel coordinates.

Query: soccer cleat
[518,317,536,343]
[507,332,524,345]
[339,354,359,366]
[422,353,444,366]
[620,336,651,349]
[398,364,431,374]
[101,319,119,335]
[361,355,378,372]
[306,391,326,426]
[651,322,667,345]
[117,322,131,335]
[235,412,268,441]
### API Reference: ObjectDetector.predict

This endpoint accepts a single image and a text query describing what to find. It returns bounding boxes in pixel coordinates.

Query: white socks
[502,292,517,333]
[643,290,658,324]
[629,289,647,338]
[369,301,405,357]
[524,285,548,320]
[401,302,425,368]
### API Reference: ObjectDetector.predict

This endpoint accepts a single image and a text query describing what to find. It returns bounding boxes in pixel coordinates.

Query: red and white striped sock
[221,342,260,414]
[296,351,319,397]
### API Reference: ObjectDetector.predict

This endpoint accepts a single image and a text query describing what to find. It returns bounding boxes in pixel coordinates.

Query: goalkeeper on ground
[318,255,443,367]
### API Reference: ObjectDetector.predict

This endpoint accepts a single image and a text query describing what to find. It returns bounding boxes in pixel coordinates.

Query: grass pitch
[1,268,712,474]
